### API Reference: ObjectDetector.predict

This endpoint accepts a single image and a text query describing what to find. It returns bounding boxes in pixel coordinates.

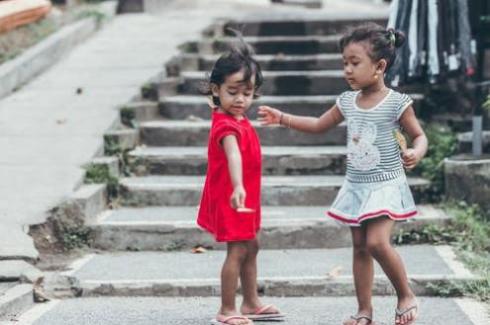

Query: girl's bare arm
[399,106,428,170]
[258,105,344,133]
[222,135,245,209]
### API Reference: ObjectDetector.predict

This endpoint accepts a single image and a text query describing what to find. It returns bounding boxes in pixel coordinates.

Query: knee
[352,242,369,257]
[247,239,259,256]
[228,243,249,263]
[366,240,391,257]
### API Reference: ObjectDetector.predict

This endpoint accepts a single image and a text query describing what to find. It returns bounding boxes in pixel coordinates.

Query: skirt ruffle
[327,175,417,227]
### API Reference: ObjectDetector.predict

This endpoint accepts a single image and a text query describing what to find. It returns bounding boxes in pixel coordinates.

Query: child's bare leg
[344,226,374,325]
[239,239,280,315]
[239,239,261,311]
[366,217,417,325]
[220,241,251,325]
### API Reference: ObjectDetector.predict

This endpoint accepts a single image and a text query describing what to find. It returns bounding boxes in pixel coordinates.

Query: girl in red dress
[197,32,283,325]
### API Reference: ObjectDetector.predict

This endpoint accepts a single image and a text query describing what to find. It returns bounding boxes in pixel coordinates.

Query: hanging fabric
[386,0,476,87]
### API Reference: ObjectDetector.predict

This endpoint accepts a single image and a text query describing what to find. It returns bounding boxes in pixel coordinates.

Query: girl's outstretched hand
[258,106,282,125]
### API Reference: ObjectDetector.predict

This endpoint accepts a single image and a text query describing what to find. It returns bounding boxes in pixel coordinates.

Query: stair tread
[120,175,430,188]
[129,145,348,157]
[68,245,470,283]
[95,205,448,225]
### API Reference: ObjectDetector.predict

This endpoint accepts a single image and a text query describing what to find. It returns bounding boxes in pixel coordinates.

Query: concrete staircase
[20,13,485,325]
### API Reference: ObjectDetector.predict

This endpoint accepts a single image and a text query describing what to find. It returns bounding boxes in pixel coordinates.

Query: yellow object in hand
[393,130,408,152]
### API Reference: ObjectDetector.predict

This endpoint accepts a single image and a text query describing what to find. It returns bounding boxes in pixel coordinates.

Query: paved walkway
[0,0,289,260]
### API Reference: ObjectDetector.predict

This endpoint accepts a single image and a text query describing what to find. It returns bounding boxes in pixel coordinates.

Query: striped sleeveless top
[336,89,413,183]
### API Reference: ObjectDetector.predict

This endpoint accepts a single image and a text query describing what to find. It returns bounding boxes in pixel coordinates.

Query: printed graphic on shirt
[347,119,380,171]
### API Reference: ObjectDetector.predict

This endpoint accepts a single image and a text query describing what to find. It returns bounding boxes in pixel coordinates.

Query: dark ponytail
[339,23,406,71]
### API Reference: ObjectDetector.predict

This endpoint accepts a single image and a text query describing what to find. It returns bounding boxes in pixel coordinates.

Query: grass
[393,201,490,301]
[411,123,458,201]
[84,163,119,198]
[0,2,108,65]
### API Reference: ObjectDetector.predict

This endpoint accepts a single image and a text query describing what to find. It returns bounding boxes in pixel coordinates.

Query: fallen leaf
[326,265,343,279]
[191,246,207,254]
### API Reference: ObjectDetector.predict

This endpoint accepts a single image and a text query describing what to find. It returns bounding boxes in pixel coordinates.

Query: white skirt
[327,174,417,227]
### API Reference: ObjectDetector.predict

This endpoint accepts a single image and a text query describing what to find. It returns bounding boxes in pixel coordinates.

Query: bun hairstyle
[339,23,406,71]
[201,28,263,106]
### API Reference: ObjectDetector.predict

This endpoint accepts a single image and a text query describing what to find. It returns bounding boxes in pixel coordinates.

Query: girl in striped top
[258,23,428,325]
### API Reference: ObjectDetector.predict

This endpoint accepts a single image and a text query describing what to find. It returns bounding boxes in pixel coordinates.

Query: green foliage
[104,137,122,156]
[120,106,136,127]
[76,9,106,25]
[62,226,91,250]
[483,94,490,113]
[412,124,457,201]
[0,18,57,64]
[84,163,119,198]
[393,202,490,301]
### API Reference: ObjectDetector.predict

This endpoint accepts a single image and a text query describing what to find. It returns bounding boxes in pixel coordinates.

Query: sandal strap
[351,314,372,321]
[219,315,249,322]
[396,305,418,316]
[254,304,274,315]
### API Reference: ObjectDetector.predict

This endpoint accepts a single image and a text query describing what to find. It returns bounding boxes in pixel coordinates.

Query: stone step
[181,35,342,55]
[157,94,424,120]
[139,120,347,146]
[62,245,476,297]
[214,15,387,37]
[179,70,348,96]
[89,205,450,251]
[127,146,347,176]
[118,175,431,207]
[457,131,490,154]
[18,296,488,325]
[0,283,34,321]
[167,53,343,74]
[431,113,473,133]
[176,70,422,96]
[158,95,337,120]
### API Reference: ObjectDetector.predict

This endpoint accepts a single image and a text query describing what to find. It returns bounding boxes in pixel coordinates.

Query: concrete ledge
[0,260,43,283]
[0,225,39,262]
[70,184,108,225]
[0,1,117,99]
[0,284,34,321]
[62,246,477,297]
[444,155,490,211]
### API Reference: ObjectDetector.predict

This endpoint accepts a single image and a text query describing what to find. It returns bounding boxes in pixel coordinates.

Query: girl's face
[213,68,255,118]
[342,42,383,90]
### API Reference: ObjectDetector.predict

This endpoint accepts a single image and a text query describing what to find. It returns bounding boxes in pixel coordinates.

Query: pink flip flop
[211,314,253,325]
[243,304,285,321]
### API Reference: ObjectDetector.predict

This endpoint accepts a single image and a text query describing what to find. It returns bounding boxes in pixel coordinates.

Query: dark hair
[201,28,263,106]
[339,23,406,71]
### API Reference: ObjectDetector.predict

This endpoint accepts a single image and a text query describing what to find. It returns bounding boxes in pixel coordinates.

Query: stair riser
[158,100,335,120]
[140,125,347,146]
[219,19,387,37]
[127,154,346,176]
[181,39,340,55]
[167,55,343,75]
[76,277,466,298]
[119,183,430,207]
[179,74,348,96]
[90,218,448,251]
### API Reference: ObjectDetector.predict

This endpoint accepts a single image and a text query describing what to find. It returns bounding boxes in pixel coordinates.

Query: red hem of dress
[197,221,258,242]
[326,209,417,225]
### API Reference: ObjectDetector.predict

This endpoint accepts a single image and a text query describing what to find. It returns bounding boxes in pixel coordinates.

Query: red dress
[197,111,262,242]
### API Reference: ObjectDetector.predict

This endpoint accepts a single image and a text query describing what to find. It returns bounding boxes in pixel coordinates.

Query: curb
[0,1,117,100]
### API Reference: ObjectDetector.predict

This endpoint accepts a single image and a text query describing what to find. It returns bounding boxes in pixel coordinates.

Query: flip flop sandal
[350,315,373,324]
[211,315,253,325]
[243,304,285,321]
[395,305,418,325]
